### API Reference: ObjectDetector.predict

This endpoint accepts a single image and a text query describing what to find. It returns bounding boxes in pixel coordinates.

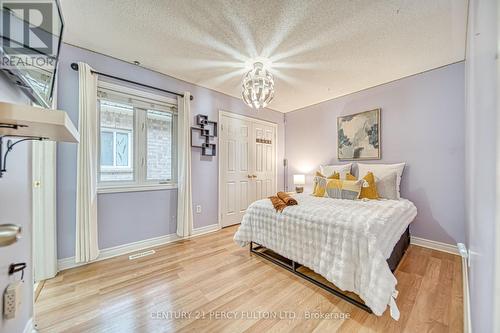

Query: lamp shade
[293,174,305,185]
[242,62,275,109]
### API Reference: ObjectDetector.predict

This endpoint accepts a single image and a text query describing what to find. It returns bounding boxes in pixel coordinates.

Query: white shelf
[0,102,79,143]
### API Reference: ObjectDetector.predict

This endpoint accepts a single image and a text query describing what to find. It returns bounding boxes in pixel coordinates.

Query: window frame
[96,81,178,194]
[100,127,133,171]
[144,109,176,183]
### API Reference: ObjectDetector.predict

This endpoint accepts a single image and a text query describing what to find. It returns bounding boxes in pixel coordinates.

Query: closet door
[219,112,277,228]
[252,122,276,202]
[220,115,253,227]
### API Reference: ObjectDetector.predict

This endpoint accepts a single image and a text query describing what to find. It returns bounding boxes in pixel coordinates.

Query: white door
[220,112,276,228]
[252,122,276,202]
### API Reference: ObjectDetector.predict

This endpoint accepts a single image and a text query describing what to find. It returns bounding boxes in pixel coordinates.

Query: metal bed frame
[249,241,372,313]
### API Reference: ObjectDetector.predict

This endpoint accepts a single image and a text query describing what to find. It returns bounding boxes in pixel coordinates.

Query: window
[146,110,173,181]
[101,130,132,166]
[97,82,177,192]
[99,101,134,182]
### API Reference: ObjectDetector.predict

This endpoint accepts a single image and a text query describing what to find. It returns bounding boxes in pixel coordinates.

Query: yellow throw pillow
[325,179,363,200]
[312,171,340,197]
[345,173,356,181]
[344,172,379,199]
[315,171,340,179]
[346,172,380,199]
[312,176,327,197]
[360,172,379,199]
[331,172,340,179]
[312,171,324,196]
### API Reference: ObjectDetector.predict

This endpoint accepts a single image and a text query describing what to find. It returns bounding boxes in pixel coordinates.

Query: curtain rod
[70,63,194,101]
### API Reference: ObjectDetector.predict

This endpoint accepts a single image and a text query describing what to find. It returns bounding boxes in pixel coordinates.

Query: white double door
[220,112,277,227]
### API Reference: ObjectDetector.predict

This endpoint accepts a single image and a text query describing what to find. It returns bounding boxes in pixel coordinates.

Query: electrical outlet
[3,281,22,319]
[196,205,202,214]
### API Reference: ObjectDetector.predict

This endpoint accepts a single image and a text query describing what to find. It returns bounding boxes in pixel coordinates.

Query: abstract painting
[337,108,381,160]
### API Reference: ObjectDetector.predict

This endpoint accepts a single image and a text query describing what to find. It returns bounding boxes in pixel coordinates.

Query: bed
[233,193,417,319]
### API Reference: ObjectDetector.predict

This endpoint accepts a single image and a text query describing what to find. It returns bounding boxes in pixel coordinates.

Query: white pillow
[320,163,352,179]
[357,163,406,198]
[376,172,398,200]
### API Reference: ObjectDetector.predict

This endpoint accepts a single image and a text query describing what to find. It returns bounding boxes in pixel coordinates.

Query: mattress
[234,193,417,319]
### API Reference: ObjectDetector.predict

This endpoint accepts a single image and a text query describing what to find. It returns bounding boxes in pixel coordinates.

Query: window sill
[97,183,177,194]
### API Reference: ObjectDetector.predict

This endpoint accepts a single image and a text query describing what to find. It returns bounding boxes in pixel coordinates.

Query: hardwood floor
[35,226,463,333]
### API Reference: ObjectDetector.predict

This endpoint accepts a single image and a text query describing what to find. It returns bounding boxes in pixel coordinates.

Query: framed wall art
[337,108,381,160]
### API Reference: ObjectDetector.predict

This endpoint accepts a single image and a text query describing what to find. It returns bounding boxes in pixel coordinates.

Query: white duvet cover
[233,193,417,319]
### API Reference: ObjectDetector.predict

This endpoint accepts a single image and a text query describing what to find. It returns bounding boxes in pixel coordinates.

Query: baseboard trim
[410,236,459,255]
[24,317,35,333]
[458,244,471,333]
[58,224,222,271]
[191,224,221,237]
[58,233,180,271]
[34,280,45,303]
[463,257,471,333]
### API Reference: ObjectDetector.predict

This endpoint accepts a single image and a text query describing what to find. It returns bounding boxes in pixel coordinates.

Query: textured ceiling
[60,0,468,113]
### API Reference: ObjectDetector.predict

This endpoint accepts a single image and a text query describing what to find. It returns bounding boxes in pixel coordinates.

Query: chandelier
[242,62,275,109]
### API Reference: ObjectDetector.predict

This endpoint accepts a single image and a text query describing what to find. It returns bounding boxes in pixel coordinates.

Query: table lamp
[293,174,305,193]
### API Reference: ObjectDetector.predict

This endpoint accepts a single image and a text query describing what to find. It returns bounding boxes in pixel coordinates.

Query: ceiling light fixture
[242,62,274,109]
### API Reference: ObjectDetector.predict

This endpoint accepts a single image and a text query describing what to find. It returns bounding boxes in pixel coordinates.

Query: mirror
[0,0,64,108]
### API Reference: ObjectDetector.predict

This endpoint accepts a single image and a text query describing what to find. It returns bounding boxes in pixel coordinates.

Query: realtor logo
[1,0,55,56]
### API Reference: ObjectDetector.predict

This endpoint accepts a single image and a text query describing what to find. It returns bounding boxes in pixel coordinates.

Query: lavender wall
[98,191,177,247]
[465,1,498,332]
[57,43,285,259]
[285,62,465,245]
[0,74,33,333]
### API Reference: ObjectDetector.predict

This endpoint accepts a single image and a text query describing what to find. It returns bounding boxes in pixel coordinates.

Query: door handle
[252,175,257,178]
[247,175,252,179]
[0,224,22,247]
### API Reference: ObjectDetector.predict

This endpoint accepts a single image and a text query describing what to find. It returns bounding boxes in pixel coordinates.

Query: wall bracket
[0,136,44,178]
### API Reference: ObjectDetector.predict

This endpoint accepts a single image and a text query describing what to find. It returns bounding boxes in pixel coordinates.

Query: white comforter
[233,193,417,319]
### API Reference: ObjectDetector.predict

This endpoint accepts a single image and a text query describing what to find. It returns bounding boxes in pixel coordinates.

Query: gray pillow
[376,172,398,200]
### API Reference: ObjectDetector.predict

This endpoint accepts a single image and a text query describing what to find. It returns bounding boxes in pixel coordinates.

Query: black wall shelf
[191,114,217,156]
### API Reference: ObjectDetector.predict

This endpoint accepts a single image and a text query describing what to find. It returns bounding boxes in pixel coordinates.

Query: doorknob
[252,175,257,178]
[0,224,22,247]
[247,175,252,179]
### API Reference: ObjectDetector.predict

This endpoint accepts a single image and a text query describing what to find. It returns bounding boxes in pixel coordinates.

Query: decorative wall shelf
[191,114,217,156]
[0,102,79,142]
[0,102,79,178]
